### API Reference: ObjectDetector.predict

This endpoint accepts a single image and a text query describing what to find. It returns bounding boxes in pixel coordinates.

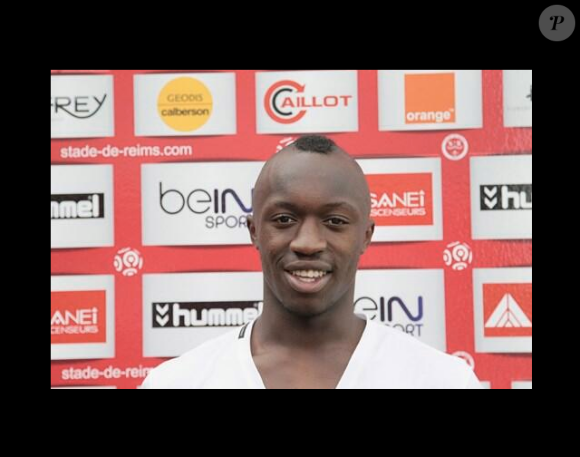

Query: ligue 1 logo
[452,351,475,369]
[443,241,473,271]
[114,247,144,277]
[276,137,296,153]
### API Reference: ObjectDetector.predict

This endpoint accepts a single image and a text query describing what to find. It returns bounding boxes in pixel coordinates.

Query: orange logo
[367,173,433,226]
[483,283,532,337]
[51,290,106,344]
[405,73,456,124]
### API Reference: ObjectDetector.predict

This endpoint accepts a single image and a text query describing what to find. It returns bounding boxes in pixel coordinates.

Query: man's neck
[252,294,365,351]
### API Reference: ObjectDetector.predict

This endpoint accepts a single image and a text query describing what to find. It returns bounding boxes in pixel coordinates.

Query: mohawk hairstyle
[292,135,337,154]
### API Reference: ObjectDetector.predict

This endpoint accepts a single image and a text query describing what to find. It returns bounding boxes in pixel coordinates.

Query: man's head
[247,135,374,318]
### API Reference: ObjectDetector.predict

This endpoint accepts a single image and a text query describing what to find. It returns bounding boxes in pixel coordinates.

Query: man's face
[248,150,374,317]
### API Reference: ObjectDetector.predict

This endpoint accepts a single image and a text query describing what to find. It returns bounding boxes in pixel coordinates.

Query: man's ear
[361,220,375,255]
[247,215,259,250]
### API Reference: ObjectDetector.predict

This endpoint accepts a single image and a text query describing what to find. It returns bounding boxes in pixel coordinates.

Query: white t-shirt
[142,319,482,389]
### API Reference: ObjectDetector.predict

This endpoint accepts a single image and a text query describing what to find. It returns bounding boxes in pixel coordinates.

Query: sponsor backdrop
[51,70,532,389]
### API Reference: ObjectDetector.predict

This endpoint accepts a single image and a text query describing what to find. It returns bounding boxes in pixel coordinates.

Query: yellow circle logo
[157,77,213,132]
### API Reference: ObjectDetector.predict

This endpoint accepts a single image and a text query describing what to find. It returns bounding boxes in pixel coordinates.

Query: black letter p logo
[550,15,565,30]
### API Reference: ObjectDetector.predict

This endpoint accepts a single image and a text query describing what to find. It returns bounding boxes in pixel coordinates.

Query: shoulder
[142,326,242,389]
[364,320,481,389]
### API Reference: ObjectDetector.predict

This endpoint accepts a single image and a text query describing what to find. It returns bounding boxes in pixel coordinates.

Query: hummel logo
[155,304,170,327]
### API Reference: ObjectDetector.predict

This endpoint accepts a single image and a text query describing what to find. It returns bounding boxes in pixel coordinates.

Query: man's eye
[327,217,348,226]
[273,215,295,224]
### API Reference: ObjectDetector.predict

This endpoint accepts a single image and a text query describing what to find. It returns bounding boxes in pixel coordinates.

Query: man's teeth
[290,270,329,282]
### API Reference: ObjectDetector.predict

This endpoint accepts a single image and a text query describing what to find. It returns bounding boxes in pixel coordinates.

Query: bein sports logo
[158,182,253,229]
[152,301,262,328]
[354,295,424,337]
[480,184,532,210]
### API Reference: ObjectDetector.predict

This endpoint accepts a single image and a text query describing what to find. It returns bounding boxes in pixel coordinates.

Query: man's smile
[283,269,333,294]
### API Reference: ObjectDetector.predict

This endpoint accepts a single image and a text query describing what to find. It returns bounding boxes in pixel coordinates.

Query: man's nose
[290,218,327,255]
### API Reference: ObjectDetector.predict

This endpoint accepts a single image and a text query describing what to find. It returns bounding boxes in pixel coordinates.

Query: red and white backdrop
[50,70,532,389]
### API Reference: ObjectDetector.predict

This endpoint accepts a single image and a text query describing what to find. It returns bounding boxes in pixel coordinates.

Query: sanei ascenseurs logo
[51,193,105,219]
[158,183,252,229]
[152,301,262,328]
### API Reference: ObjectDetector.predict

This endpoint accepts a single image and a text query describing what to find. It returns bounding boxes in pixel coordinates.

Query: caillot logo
[158,183,252,229]
[264,80,353,124]
[152,301,262,328]
[483,283,532,337]
[50,94,108,119]
[51,193,105,219]
[405,73,456,124]
[51,290,107,344]
[367,173,433,226]
[157,77,213,132]
[480,184,532,210]
[355,295,424,337]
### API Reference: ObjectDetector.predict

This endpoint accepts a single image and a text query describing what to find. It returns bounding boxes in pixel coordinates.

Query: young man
[143,135,481,389]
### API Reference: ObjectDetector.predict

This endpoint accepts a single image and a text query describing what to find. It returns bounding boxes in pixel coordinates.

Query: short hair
[292,135,337,154]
